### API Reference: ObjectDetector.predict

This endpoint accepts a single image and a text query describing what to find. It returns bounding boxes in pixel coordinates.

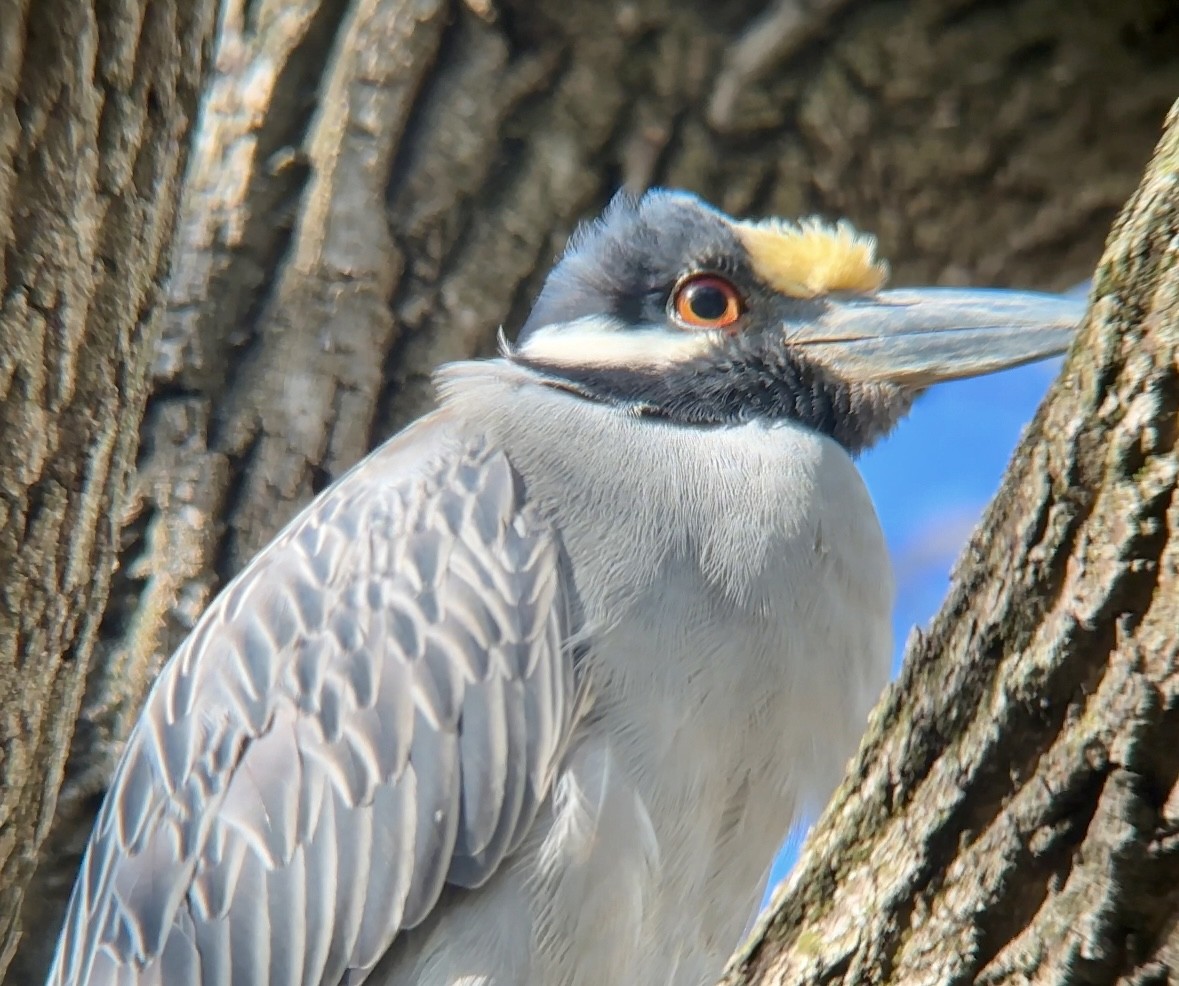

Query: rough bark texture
[6,0,1179,981]
[722,107,1179,985]
[0,0,217,978]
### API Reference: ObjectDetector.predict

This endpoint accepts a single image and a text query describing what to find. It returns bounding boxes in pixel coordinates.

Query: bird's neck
[507,341,914,455]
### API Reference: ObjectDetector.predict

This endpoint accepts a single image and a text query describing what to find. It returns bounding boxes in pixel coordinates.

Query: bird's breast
[437,360,895,984]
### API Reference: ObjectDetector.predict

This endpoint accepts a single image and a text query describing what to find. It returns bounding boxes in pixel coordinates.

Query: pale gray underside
[48,420,575,985]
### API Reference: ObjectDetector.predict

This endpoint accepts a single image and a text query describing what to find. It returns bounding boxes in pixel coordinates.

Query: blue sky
[762,356,1062,901]
[862,357,1062,675]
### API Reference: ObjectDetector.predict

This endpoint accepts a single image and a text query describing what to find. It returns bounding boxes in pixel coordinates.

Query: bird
[46,189,1085,986]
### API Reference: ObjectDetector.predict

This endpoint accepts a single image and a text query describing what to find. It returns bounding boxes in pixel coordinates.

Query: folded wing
[48,427,575,985]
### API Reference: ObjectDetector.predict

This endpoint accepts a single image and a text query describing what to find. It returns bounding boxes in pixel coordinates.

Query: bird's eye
[671,274,743,330]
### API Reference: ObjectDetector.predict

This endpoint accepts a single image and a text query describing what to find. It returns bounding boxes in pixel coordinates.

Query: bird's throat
[512,340,913,454]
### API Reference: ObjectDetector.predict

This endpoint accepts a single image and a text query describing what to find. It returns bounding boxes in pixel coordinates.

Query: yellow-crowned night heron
[47,190,1084,986]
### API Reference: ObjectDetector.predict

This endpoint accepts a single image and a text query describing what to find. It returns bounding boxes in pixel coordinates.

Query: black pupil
[687,283,730,320]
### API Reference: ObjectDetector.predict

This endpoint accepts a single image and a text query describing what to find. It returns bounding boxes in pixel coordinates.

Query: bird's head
[505,189,1084,453]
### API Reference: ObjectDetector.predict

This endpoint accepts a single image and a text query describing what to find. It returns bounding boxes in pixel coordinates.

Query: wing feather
[48,425,576,984]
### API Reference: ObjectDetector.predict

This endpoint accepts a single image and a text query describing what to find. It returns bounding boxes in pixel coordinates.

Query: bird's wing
[49,422,576,986]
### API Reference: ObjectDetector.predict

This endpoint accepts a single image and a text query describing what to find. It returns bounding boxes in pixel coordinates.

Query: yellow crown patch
[733,217,888,298]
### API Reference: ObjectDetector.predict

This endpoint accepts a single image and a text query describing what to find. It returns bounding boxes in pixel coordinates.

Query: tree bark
[5,0,1179,981]
[0,1,217,978]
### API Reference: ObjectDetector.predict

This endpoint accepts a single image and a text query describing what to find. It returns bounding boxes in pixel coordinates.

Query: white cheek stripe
[515,316,717,369]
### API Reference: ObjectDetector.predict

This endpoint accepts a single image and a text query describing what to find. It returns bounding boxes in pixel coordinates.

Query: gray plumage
[47,190,1084,985]
[52,425,574,984]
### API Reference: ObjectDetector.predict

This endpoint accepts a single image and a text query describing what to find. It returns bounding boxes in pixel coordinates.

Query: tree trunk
[0,1,217,978]
[6,0,1179,981]
[721,104,1179,986]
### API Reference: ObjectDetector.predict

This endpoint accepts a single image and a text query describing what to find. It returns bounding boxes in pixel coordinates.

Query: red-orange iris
[671,274,743,330]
